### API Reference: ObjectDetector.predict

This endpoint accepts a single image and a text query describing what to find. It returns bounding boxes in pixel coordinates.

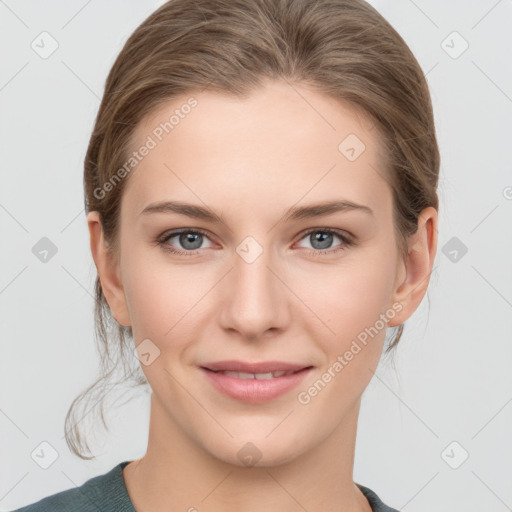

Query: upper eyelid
[297,227,352,239]
[161,228,215,246]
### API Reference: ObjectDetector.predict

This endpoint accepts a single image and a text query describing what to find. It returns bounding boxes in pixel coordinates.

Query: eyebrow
[138,199,374,223]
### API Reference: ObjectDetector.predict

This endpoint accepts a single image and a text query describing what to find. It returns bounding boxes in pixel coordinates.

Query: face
[93,79,419,467]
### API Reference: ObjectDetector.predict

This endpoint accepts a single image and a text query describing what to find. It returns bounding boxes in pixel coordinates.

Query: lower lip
[200,367,312,404]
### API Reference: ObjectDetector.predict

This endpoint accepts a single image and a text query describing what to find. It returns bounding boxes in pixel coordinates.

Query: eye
[156,227,355,257]
[295,228,354,256]
[157,228,213,256]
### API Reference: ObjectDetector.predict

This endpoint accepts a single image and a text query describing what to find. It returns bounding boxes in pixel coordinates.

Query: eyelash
[156,227,354,257]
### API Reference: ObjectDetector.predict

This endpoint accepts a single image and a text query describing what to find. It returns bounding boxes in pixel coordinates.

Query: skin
[88,79,437,512]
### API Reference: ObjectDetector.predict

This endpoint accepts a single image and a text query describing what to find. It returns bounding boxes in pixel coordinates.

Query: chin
[202,432,308,469]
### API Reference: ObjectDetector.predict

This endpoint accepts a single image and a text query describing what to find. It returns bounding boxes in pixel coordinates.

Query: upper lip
[201,360,312,373]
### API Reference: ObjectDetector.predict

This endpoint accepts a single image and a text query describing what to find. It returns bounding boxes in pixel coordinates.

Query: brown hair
[66,0,440,459]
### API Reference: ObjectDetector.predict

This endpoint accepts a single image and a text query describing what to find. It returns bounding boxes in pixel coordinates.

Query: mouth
[199,360,314,403]
[201,359,312,374]
[203,368,304,379]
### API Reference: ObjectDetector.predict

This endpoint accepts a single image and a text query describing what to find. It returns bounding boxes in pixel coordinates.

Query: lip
[200,360,313,404]
[201,360,310,373]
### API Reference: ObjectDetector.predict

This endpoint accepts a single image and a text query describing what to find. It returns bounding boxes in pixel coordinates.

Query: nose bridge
[219,236,288,338]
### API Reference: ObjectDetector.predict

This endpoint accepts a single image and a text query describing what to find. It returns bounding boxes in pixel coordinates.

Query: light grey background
[1,1,511,511]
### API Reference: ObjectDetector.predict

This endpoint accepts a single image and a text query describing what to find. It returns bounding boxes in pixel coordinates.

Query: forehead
[122,79,391,220]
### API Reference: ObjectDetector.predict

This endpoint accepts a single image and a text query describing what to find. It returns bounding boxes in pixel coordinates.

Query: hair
[65,0,440,459]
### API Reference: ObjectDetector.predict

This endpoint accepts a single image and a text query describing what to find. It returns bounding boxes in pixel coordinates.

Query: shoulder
[356,483,400,512]
[8,461,134,512]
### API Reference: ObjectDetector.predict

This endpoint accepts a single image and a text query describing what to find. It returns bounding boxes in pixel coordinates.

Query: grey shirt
[10,461,399,511]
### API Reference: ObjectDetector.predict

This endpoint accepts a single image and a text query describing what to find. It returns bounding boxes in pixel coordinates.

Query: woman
[12,0,439,510]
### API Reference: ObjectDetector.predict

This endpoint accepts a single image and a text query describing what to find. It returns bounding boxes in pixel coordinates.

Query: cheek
[121,249,212,341]
[296,249,397,354]
[294,261,395,417]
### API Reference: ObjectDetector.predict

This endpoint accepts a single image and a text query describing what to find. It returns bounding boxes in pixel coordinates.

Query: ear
[87,211,131,327]
[388,206,438,327]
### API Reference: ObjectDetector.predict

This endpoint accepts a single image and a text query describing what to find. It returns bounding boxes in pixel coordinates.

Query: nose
[218,241,290,341]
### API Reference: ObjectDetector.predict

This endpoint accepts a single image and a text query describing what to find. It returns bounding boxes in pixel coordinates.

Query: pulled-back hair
[66,0,440,460]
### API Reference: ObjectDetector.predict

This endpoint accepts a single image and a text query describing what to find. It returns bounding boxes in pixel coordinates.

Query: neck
[123,394,371,512]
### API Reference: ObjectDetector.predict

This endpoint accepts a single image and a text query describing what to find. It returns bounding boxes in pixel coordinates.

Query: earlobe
[387,206,438,327]
[87,211,132,327]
